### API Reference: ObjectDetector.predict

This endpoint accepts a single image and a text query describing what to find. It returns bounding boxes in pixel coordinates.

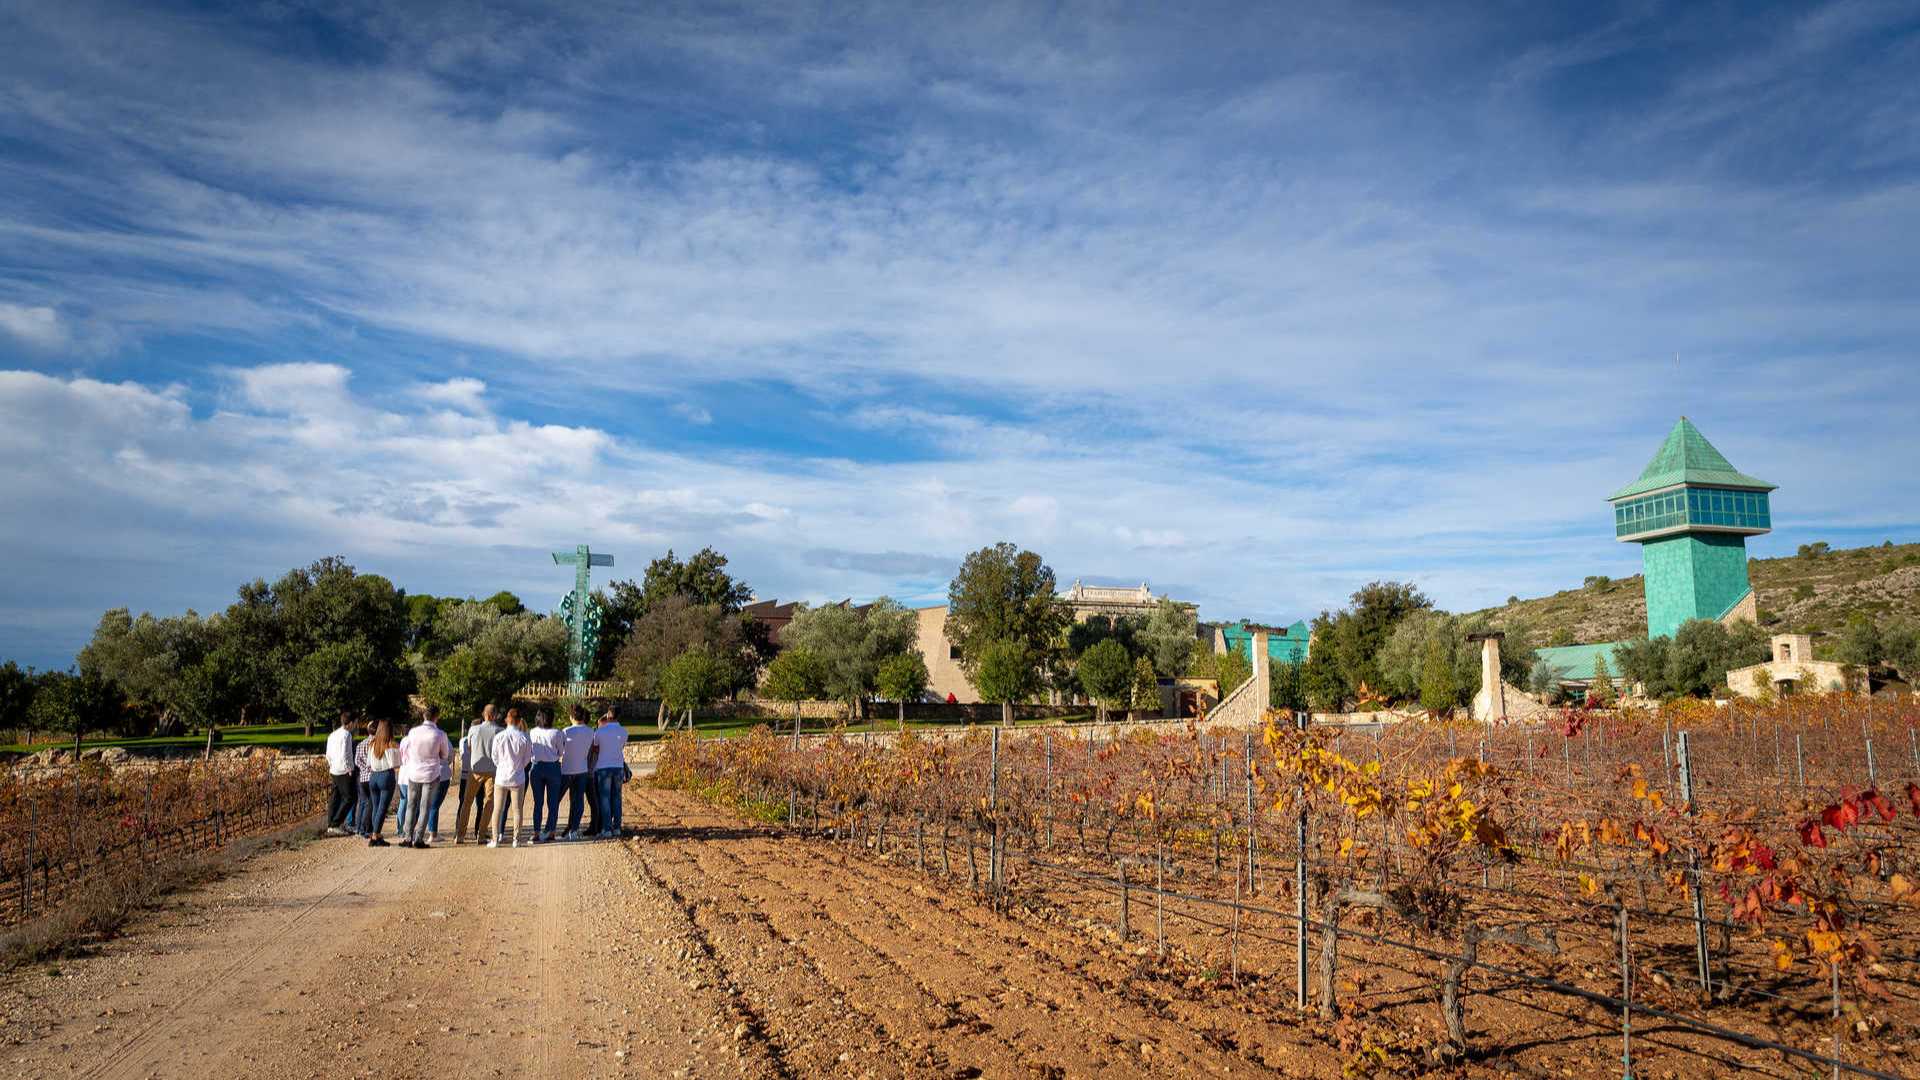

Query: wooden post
[1620,906,1634,1080]
[1295,708,1310,1011]
[1043,733,1053,849]
[1795,733,1806,790]
[1244,730,1257,893]
[1117,857,1129,942]
[1677,732,1711,998]
[1866,738,1877,788]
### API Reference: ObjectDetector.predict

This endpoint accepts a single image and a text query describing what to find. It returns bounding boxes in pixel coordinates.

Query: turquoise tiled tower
[1609,418,1775,639]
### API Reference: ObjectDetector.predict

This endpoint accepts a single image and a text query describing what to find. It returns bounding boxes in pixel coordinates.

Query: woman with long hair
[364,719,401,847]
[488,707,535,849]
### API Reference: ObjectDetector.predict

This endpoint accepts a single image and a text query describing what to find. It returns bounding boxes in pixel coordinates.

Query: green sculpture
[551,544,614,687]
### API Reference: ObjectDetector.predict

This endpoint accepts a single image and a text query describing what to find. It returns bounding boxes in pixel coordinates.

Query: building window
[949,645,962,660]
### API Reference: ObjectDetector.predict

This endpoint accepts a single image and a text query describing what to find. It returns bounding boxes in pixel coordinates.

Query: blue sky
[2,0,1917,669]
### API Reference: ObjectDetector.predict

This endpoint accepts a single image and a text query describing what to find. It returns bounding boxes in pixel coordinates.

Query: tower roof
[1609,417,1775,501]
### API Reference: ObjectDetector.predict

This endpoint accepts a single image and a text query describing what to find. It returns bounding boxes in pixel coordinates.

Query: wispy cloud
[0,2,1913,667]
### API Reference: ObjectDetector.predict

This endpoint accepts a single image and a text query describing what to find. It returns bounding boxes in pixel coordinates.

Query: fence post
[1117,857,1129,942]
[1831,961,1843,1080]
[1865,739,1877,788]
[989,727,1001,891]
[1795,734,1806,790]
[1676,731,1712,998]
[1620,906,1634,1080]
[1910,728,1919,777]
[24,794,35,921]
[1043,733,1053,850]
[1295,707,1310,1011]
[1244,730,1257,893]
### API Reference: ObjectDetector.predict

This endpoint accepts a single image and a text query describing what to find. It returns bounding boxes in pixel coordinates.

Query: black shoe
[369,837,390,847]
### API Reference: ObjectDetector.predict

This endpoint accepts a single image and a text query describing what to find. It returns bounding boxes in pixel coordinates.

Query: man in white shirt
[323,711,356,836]
[559,703,597,840]
[397,705,452,848]
[591,708,630,839]
[526,709,566,843]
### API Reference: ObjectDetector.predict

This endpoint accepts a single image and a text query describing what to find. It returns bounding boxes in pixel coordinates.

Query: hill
[1476,540,1920,653]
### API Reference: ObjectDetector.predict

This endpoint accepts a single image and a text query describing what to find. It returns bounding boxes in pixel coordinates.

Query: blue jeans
[530,761,563,837]
[427,777,450,835]
[367,772,397,837]
[354,781,371,835]
[594,768,624,836]
[563,772,591,834]
[395,782,410,833]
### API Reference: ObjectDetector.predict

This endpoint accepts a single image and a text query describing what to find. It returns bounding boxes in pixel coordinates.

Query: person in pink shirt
[397,705,453,848]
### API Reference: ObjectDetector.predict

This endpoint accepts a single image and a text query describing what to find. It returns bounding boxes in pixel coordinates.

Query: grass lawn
[1,712,1101,756]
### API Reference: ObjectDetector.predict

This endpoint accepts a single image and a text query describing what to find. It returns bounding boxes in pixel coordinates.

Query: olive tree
[1075,638,1133,722]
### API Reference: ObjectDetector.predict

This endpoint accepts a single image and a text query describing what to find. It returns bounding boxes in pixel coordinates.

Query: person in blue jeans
[526,709,565,842]
[363,719,401,847]
[590,708,629,838]
[352,723,373,836]
[558,704,596,840]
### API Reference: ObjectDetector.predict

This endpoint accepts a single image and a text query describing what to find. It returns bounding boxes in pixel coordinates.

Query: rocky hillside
[1477,541,1920,652]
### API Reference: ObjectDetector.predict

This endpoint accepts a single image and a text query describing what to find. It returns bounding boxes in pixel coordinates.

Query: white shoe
[511,838,521,848]
[486,840,499,849]
[428,833,440,844]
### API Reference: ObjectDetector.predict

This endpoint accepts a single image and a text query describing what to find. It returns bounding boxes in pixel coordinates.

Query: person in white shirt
[526,709,566,843]
[591,708,630,839]
[489,708,536,848]
[558,703,597,840]
[397,706,453,848]
[324,711,356,836]
[363,720,402,847]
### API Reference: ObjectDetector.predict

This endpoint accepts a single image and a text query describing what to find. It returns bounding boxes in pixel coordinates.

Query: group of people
[321,702,631,848]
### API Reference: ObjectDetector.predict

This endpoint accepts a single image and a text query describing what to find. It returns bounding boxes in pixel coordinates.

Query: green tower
[1609,418,1774,639]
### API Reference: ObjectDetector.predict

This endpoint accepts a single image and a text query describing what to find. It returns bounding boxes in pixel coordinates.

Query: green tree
[1270,657,1308,713]
[875,650,931,728]
[613,595,754,708]
[1418,634,1458,715]
[0,661,37,740]
[1065,614,1137,660]
[1300,639,1348,712]
[1130,655,1161,719]
[481,590,526,616]
[1884,621,1920,683]
[1588,654,1616,705]
[1314,580,1432,705]
[945,543,1066,682]
[1614,636,1673,698]
[760,647,827,734]
[658,646,730,726]
[971,638,1037,726]
[589,548,755,678]
[284,639,387,735]
[1665,619,1768,698]
[780,599,919,719]
[1528,657,1559,700]
[28,670,126,755]
[1136,598,1197,677]
[1075,638,1134,722]
[424,646,523,725]
[1835,616,1885,669]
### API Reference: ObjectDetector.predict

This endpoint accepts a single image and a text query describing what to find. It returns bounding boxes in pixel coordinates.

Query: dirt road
[1,784,1340,1079]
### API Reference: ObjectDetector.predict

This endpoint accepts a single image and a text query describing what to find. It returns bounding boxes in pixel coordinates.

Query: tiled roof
[1609,417,1775,501]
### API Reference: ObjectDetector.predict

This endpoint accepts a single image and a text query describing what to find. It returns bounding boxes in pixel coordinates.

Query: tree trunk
[897,699,906,731]
[1002,701,1012,727]
[73,726,82,758]
[303,718,315,737]
[204,724,217,761]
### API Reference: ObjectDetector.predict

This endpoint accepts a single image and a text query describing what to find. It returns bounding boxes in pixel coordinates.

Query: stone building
[912,581,1195,705]
[1727,634,1860,697]
[914,605,979,704]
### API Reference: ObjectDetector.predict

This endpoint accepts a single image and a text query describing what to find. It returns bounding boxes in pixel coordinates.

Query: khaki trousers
[456,772,496,842]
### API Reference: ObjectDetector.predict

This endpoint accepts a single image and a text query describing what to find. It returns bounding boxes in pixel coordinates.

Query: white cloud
[671,402,713,425]
[412,377,489,414]
[0,304,68,350]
